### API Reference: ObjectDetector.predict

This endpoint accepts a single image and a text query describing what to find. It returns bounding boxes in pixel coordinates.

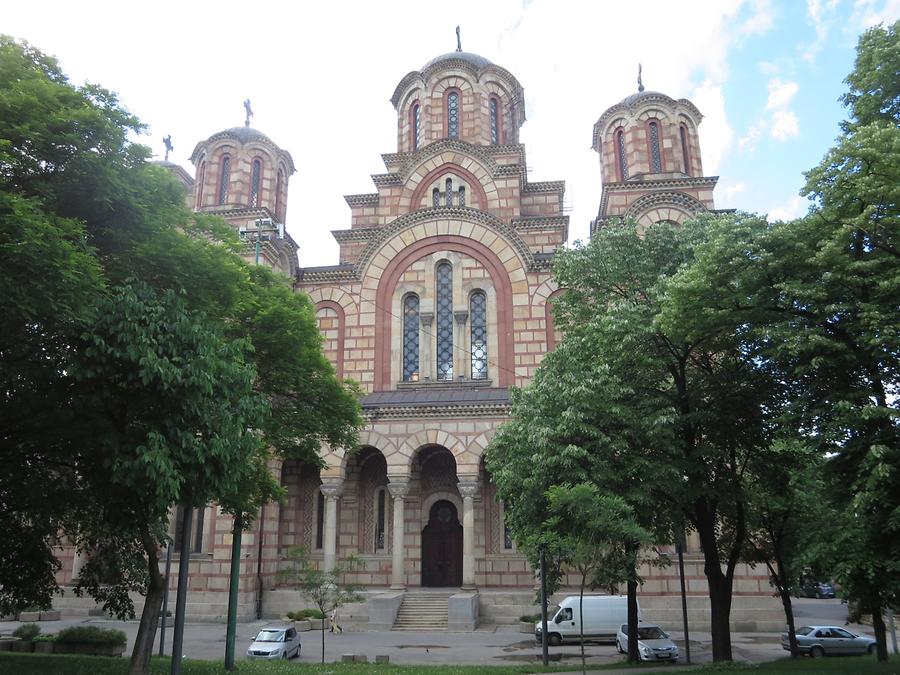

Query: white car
[247,624,301,660]
[616,623,679,662]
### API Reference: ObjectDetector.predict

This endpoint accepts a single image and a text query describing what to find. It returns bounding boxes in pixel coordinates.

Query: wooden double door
[420,500,462,587]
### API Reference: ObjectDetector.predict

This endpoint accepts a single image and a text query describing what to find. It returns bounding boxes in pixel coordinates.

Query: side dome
[422,51,493,70]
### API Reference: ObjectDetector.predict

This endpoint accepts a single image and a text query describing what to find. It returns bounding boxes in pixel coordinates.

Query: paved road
[0,598,883,668]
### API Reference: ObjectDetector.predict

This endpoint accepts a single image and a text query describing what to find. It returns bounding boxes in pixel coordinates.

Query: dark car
[782,625,875,657]
[798,581,835,598]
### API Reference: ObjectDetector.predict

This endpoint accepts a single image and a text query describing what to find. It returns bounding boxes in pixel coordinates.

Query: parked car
[797,581,835,598]
[247,624,300,660]
[782,625,875,657]
[615,623,679,662]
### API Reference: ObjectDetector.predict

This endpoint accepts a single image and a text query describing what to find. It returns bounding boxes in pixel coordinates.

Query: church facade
[57,45,780,630]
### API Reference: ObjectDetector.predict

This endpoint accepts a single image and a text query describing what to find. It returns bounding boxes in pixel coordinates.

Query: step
[392,593,451,631]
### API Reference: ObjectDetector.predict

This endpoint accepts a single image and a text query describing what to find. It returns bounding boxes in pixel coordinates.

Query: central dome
[422,51,492,71]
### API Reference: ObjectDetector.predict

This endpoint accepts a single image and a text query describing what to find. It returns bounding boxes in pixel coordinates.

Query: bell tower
[591,72,719,232]
[189,107,298,275]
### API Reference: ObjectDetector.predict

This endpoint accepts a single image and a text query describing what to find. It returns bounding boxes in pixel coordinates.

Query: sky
[6,0,899,266]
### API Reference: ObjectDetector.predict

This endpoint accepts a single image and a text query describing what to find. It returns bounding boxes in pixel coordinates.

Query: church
[59,40,781,631]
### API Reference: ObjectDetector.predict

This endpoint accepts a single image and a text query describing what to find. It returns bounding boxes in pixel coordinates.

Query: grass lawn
[1,653,898,674]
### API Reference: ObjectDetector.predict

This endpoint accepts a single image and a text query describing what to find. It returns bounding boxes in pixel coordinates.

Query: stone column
[454,310,469,381]
[320,480,344,573]
[420,313,434,381]
[388,480,409,590]
[458,480,478,590]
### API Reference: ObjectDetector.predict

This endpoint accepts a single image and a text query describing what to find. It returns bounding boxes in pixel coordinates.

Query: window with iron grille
[402,294,420,382]
[649,122,662,173]
[458,186,465,207]
[447,91,459,139]
[436,262,454,380]
[375,488,386,550]
[680,125,691,175]
[446,177,453,206]
[470,291,487,379]
[218,155,231,204]
[490,97,499,144]
[249,159,262,207]
[616,130,628,181]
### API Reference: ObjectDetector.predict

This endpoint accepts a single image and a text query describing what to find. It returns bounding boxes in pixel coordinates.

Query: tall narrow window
[648,121,662,173]
[436,262,453,380]
[411,103,421,151]
[445,177,453,207]
[680,125,691,176]
[470,291,487,379]
[402,294,420,382]
[375,488,386,550]
[217,155,231,205]
[275,169,284,221]
[458,186,465,207]
[249,158,262,207]
[447,91,459,139]
[433,188,440,207]
[195,161,206,209]
[490,97,499,144]
[616,130,628,181]
[315,490,325,549]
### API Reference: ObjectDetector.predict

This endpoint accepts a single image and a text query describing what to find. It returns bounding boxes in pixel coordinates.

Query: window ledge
[396,378,493,390]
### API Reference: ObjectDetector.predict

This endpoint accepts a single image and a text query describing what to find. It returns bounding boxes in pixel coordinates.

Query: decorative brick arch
[408,162,491,211]
[391,429,469,477]
[358,430,400,458]
[531,279,562,351]
[626,191,706,228]
[313,300,345,379]
[369,230,522,390]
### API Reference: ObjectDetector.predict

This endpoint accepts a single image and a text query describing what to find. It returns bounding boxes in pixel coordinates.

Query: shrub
[12,623,40,640]
[519,614,541,623]
[56,626,127,645]
[287,608,325,620]
[33,634,56,642]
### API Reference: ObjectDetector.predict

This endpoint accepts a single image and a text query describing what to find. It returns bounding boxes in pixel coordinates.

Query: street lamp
[253,217,273,265]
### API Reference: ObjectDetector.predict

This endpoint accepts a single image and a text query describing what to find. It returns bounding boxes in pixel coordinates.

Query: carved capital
[454,310,469,325]
[457,481,479,499]
[387,480,410,499]
[320,480,344,499]
[420,312,434,327]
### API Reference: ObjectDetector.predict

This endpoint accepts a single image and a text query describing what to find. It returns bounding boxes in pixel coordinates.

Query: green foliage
[286,608,325,620]
[55,626,127,646]
[839,20,899,128]
[12,623,40,641]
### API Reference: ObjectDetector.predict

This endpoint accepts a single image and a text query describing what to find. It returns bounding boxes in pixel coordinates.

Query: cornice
[592,94,703,150]
[511,216,569,230]
[598,175,719,218]
[344,194,379,207]
[523,180,565,193]
[363,402,511,420]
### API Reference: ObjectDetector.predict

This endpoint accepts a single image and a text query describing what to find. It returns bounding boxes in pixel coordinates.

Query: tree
[278,547,364,664]
[546,219,779,662]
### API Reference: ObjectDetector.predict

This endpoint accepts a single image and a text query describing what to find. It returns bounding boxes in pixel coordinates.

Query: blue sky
[5,0,898,264]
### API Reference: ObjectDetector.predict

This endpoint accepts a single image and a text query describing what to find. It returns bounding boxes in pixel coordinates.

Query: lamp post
[676,529,691,664]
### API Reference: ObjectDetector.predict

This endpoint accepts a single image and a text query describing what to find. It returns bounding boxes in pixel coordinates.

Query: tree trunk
[626,577,639,664]
[320,620,326,663]
[777,586,798,657]
[872,599,888,662]
[129,531,164,675]
[695,507,734,661]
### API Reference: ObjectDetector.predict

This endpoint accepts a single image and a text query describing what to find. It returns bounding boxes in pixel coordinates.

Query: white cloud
[851,0,900,29]
[771,110,800,140]
[768,195,810,221]
[718,182,747,203]
[691,81,733,175]
[738,120,767,150]
[803,0,841,62]
[766,79,799,109]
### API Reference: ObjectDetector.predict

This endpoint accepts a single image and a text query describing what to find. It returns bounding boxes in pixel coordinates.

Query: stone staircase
[392,592,452,630]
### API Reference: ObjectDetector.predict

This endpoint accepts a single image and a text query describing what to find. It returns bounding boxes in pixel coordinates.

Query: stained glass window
[195,161,206,208]
[490,97,499,144]
[616,130,628,181]
[470,291,487,379]
[447,91,459,139]
[649,122,662,173]
[458,186,465,207]
[315,491,324,549]
[680,125,691,175]
[402,294,420,382]
[218,155,231,204]
[433,188,440,207]
[249,159,261,207]
[445,178,453,207]
[275,169,284,221]
[412,103,420,150]
[436,262,453,380]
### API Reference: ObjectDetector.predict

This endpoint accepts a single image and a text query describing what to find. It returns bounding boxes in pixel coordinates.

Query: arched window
[411,103,421,151]
[680,125,691,176]
[445,177,453,207]
[648,121,662,173]
[615,130,628,181]
[470,290,487,379]
[435,262,454,380]
[458,186,465,207]
[195,161,206,209]
[275,168,284,221]
[249,158,262,207]
[217,155,231,205]
[374,487,387,551]
[489,96,500,144]
[402,294,420,382]
[432,187,440,207]
[447,90,459,139]
[314,490,325,549]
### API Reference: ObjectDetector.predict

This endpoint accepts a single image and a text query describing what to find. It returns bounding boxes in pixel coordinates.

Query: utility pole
[224,512,243,670]
[170,506,192,675]
[677,531,691,664]
[158,542,173,656]
[540,543,549,667]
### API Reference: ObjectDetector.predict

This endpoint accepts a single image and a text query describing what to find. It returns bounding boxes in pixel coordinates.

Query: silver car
[247,624,301,660]
[782,625,876,657]
[616,623,679,662]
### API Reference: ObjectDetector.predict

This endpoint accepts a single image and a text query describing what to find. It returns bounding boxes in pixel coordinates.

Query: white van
[534,595,639,645]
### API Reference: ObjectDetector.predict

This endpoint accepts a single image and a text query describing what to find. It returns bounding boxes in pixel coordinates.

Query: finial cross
[243,98,253,127]
[637,63,644,92]
[456,26,462,52]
